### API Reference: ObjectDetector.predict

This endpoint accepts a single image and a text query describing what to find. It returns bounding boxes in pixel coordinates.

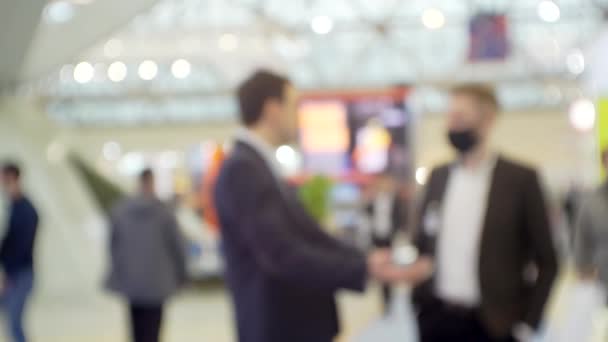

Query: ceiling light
[138,60,158,81]
[171,59,191,79]
[566,50,585,75]
[108,61,127,82]
[103,141,122,161]
[538,1,560,23]
[73,62,94,84]
[104,39,123,58]
[569,98,596,132]
[422,8,445,30]
[219,34,239,51]
[44,1,75,23]
[311,15,334,35]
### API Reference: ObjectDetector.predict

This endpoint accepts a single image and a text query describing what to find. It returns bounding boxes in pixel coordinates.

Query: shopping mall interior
[2,0,608,341]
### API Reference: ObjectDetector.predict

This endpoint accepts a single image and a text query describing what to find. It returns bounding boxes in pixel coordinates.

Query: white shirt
[234,128,283,181]
[373,192,394,239]
[435,155,497,307]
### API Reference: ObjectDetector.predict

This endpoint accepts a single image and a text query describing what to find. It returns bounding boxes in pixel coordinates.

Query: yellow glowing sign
[299,101,350,153]
[597,99,608,180]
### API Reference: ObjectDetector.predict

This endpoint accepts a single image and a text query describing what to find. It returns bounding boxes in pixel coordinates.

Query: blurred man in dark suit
[413,84,558,342]
[215,70,433,342]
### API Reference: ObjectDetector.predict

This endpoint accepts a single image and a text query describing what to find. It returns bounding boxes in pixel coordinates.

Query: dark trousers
[1,268,34,342]
[129,303,164,342]
[417,298,515,342]
[372,235,393,314]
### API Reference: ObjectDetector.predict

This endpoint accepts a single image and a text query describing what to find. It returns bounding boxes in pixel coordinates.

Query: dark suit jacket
[0,196,38,277]
[214,142,368,342]
[413,156,558,338]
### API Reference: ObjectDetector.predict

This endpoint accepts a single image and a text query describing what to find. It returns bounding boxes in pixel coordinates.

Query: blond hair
[451,83,500,114]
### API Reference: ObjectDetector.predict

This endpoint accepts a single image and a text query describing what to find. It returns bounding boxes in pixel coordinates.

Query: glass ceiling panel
[354,0,408,22]
[391,0,469,20]
[263,0,314,27]
[26,0,607,124]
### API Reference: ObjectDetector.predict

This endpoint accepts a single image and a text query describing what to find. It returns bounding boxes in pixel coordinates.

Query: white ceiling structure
[0,0,48,88]
[0,0,159,87]
[14,0,608,125]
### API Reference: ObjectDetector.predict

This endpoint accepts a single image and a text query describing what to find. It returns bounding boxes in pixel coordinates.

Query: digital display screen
[298,88,412,180]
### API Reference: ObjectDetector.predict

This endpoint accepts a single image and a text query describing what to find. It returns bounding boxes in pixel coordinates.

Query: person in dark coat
[0,162,39,342]
[106,169,187,342]
[412,84,558,342]
[575,149,608,294]
[215,70,433,342]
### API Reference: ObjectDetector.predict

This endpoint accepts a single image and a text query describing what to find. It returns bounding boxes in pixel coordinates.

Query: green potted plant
[298,175,333,224]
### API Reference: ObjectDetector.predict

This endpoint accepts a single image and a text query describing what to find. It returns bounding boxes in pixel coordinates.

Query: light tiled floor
[2,274,608,342]
[0,285,383,342]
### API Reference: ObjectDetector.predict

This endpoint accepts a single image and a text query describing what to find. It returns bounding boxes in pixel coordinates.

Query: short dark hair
[139,168,154,184]
[237,70,290,126]
[451,83,500,113]
[2,162,21,179]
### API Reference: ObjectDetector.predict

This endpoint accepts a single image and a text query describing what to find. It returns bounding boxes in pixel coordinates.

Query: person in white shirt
[412,84,558,342]
[366,173,408,314]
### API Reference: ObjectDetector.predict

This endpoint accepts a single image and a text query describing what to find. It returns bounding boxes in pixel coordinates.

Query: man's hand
[367,249,392,271]
[367,249,433,284]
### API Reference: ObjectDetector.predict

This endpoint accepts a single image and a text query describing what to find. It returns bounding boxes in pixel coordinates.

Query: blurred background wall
[0,96,591,301]
[0,0,607,306]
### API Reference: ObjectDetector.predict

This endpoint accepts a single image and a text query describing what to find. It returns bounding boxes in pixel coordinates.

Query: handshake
[367,248,434,285]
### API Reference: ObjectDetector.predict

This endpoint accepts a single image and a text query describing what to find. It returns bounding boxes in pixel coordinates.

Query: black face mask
[448,129,479,154]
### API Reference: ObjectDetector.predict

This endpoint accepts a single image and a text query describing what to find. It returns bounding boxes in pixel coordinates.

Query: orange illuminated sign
[299,101,350,154]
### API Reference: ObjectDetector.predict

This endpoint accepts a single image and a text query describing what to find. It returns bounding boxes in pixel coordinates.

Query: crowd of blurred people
[1,69,608,342]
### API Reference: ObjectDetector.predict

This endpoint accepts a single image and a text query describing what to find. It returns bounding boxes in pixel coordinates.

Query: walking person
[106,169,187,342]
[0,162,39,342]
